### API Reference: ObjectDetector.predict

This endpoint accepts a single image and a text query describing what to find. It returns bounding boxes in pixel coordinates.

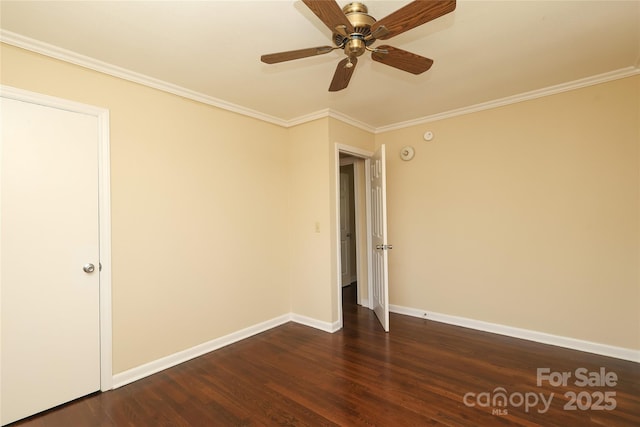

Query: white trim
[0,84,114,389]
[0,30,289,128]
[112,312,341,389]
[4,30,638,135]
[335,144,374,159]
[351,160,368,308]
[113,314,292,389]
[363,158,373,310]
[0,84,106,116]
[0,30,370,132]
[327,110,377,133]
[286,108,332,128]
[291,314,341,333]
[334,146,345,331]
[375,66,640,133]
[97,106,113,391]
[389,304,640,363]
[113,302,639,392]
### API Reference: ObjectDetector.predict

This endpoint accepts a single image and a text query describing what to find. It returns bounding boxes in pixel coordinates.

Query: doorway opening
[339,158,359,310]
[335,144,373,328]
[335,143,389,332]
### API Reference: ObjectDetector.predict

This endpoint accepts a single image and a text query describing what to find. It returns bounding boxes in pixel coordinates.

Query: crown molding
[3,30,638,135]
[285,108,332,127]
[327,109,377,133]
[1,30,372,132]
[0,30,290,128]
[375,66,640,134]
[275,108,376,133]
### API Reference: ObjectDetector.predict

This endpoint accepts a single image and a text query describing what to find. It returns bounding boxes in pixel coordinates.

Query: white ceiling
[1,1,639,129]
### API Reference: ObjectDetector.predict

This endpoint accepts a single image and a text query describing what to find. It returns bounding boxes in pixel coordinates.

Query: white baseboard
[389,304,640,363]
[113,304,639,392]
[291,313,342,333]
[112,312,341,389]
[112,314,292,389]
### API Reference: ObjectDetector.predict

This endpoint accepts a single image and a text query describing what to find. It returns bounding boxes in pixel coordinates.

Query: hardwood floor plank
[9,285,639,426]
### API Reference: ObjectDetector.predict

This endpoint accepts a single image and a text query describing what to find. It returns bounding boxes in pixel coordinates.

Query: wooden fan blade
[371,45,433,74]
[370,0,456,40]
[261,46,334,64]
[302,0,354,35]
[329,57,357,92]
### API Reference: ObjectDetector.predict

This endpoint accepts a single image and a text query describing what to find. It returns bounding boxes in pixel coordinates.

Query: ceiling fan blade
[370,0,456,40]
[261,46,335,64]
[329,57,358,92]
[302,0,354,35]
[371,45,433,74]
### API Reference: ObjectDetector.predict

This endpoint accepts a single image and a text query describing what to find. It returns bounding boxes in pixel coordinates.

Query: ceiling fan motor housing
[333,2,377,57]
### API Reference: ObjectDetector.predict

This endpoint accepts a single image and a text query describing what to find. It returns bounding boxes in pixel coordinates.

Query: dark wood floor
[10,285,640,426]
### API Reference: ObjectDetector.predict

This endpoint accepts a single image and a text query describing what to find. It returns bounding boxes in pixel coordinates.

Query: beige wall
[0,44,377,375]
[3,39,636,379]
[287,117,375,324]
[287,118,334,323]
[1,44,292,373]
[376,75,640,350]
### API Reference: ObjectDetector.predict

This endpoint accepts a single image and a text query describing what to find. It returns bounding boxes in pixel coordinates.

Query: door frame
[334,143,374,329]
[1,85,113,391]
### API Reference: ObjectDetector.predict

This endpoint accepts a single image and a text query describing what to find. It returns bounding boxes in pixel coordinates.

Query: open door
[371,145,390,332]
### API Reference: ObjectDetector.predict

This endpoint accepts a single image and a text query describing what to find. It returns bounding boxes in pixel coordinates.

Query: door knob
[83,263,95,273]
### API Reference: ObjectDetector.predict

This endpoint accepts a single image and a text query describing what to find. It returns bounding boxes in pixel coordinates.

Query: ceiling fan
[260,0,456,91]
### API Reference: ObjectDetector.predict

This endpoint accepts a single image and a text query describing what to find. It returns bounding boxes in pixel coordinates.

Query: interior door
[340,170,352,286]
[1,97,101,425]
[371,145,390,332]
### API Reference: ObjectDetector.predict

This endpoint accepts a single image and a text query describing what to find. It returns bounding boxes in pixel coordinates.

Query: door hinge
[376,244,393,250]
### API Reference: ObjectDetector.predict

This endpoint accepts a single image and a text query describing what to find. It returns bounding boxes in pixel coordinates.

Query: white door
[340,171,352,286]
[1,97,101,425]
[371,145,390,332]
